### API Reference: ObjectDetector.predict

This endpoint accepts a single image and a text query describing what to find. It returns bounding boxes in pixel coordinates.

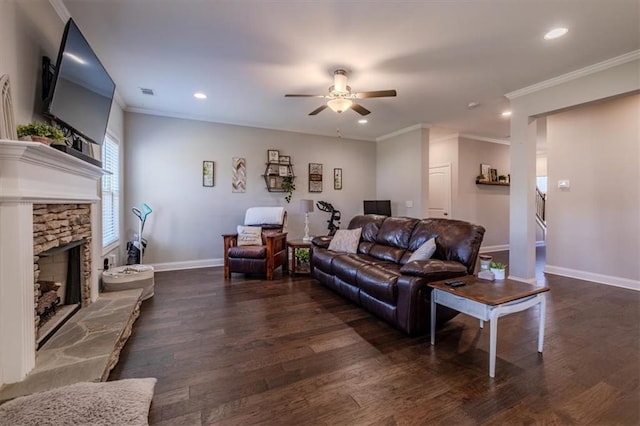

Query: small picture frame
[202,161,214,187]
[480,164,491,181]
[490,168,498,182]
[279,165,289,177]
[279,155,290,165]
[334,168,342,190]
[268,150,279,163]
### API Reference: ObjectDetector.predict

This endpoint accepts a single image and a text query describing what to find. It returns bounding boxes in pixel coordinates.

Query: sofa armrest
[400,259,467,282]
[311,236,332,249]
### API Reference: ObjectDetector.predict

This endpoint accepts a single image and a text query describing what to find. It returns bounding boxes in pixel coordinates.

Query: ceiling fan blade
[356,90,397,99]
[351,103,371,116]
[309,105,328,115]
[285,94,325,98]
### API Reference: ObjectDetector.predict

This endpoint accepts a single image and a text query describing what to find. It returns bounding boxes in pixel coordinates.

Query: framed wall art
[232,157,246,193]
[279,155,290,165]
[268,149,279,163]
[333,168,342,190]
[309,163,323,192]
[202,160,214,187]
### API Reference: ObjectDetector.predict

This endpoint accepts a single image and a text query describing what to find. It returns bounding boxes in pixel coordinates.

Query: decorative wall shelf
[476,180,510,186]
[263,162,295,192]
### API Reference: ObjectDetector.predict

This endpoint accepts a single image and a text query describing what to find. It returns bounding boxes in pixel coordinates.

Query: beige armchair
[223,207,288,280]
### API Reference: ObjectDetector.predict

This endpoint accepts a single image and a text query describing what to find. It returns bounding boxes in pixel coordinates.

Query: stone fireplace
[33,204,92,347]
[0,140,103,386]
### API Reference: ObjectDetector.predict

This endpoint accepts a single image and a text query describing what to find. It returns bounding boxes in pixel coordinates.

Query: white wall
[457,137,510,248]
[0,0,63,124]
[376,126,429,217]
[508,56,640,284]
[124,112,376,267]
[546,94,639,284]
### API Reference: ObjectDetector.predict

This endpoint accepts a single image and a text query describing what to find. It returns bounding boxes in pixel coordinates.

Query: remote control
[444,280,466,287]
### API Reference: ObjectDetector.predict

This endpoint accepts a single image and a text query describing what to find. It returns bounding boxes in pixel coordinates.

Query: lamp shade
[300,199,314,214]
[327,98,353,113]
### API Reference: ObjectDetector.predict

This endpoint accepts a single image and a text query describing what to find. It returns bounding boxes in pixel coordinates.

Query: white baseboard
[507,275,538,285]
[544,264,640,291]
[479,244,509,253]
[150,258,223,272]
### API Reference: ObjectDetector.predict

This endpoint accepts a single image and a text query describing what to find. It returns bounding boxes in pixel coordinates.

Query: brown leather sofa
[311,215,485,335]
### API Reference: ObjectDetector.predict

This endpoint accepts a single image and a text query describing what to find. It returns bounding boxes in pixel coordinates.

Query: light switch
[558,180,570,189]
[405,200,413,208]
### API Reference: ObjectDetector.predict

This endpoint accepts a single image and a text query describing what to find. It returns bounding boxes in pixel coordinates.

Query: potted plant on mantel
[17,122,65,145]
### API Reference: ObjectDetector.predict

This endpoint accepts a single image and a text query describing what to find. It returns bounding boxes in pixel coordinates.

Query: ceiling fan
[285,69,397,116]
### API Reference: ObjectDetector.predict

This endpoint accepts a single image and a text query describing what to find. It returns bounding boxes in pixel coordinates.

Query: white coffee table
[429,276,549,377]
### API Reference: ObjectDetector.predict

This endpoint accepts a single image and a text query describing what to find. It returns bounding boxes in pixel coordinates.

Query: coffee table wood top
[428,276,549,305]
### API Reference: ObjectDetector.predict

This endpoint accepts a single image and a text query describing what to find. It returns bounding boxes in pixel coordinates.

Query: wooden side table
[428,276,549,377]
[287,240,312,275]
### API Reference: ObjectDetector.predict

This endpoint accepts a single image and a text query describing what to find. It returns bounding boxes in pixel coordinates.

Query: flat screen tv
[363,200,392,216]
[44,18,115,146]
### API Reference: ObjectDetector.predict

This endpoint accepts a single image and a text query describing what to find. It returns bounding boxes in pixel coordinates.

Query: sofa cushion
[376,217,419,248]
[328,228,362,253]
[237,225,262,246]
[400,259,467,281]
[407,238,436,262]
[357,265,400,305]
[347,215,385,243]
[228,245,266,259]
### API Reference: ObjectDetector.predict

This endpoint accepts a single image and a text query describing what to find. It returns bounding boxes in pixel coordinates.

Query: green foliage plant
[17,122,65,142]
[490,261,507,270]
[295,248,310,264]
[282,176,295,203]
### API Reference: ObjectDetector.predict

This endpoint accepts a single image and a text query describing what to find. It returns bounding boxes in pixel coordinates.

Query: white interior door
[428,164,452,218]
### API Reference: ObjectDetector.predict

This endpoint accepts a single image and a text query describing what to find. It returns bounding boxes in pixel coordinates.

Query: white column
[508,113,538,283]
[0,202,35,385]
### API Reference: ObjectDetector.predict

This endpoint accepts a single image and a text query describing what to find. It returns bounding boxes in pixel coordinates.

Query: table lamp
[300,199,314,242]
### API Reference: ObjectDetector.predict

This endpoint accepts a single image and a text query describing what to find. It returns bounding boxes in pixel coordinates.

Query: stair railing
[536,187,546,223]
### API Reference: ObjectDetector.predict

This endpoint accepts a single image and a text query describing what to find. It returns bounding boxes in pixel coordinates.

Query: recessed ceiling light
[501,110,512,117]
[544,27,568,40]
[193,92,207,99]
[467,101,480,109]
[358,119,368,124]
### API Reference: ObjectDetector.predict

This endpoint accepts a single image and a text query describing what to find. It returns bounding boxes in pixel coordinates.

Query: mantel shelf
[476,180,510,186]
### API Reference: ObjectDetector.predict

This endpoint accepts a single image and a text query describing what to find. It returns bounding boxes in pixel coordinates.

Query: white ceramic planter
[491,268,505,280]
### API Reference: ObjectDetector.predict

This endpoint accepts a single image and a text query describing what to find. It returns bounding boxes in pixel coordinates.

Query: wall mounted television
[363,200,392,216]
[43,18,115,164]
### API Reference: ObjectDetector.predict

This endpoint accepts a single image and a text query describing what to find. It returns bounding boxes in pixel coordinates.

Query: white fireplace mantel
[0,139,104,385]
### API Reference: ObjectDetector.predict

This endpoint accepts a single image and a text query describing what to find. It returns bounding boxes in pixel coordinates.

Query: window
[536,176,547,194]
[102,134,120,248]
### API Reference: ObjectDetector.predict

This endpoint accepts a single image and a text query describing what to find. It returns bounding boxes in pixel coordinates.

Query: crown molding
[113,90,127,110]
[376,123,430,142]
[459,133,510,145]
[506,50,640,100]
[49,0,71,22]
[429,133,459,144]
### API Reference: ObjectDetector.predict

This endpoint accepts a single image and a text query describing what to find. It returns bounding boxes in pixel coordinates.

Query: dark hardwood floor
[110,250,640,425]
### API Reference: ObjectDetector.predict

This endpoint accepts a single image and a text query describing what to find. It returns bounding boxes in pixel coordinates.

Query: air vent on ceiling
[140,87,155,96]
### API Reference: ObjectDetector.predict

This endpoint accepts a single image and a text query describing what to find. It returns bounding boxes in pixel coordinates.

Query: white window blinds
[102,135,120,248]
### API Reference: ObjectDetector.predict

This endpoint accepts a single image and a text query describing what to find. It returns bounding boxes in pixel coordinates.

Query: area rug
[0,377,156,426]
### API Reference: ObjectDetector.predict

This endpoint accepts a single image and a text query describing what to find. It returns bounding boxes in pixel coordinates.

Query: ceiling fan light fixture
[333,69,349,94]
[327,98,353,113]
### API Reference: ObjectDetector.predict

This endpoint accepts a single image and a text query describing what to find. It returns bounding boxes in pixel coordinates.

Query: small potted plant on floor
[17,122,65,145]
[295,248,310,271]
[490,261,507,280]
